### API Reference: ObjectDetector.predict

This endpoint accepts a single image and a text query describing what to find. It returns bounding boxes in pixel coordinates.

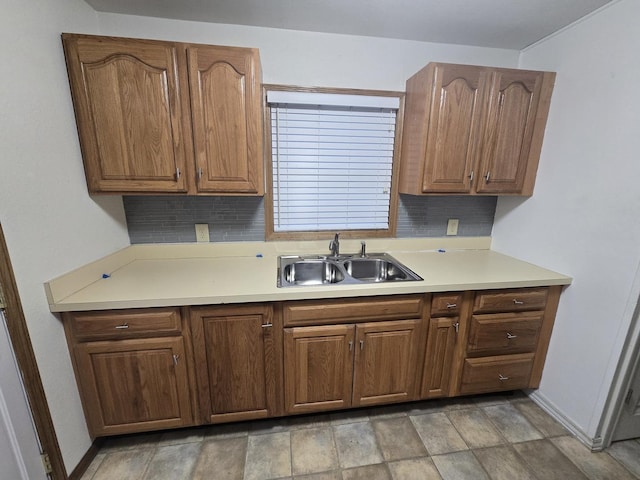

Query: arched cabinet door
[188,45,264,195]
[62,34,189,193]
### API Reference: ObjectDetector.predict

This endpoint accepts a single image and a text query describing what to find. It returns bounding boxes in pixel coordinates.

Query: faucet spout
[329,233,340,257]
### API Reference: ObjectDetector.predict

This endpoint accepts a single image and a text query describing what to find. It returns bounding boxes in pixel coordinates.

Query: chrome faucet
[329,233,340,257]
[360,241,366,258]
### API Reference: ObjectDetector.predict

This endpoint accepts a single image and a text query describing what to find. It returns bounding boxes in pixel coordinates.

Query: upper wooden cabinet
[62,34,264,195]
[399,62,555,196]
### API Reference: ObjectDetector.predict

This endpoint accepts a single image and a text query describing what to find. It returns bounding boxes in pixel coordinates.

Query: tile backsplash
[123,195,496,244]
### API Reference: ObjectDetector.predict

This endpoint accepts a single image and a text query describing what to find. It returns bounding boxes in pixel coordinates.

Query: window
[265,87,402,239]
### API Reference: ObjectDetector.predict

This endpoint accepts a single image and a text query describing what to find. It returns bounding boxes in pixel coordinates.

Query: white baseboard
[527,389,604,451]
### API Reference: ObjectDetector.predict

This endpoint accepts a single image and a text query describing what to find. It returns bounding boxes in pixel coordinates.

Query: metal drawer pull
[454,322,459,333]
[349,341,353,351]
[506,332,518,339]
[173,354,180,366]
[498,374,509,381]
[261,323,273,328]
[360,340,364,350]
[446,303,457,309]
[485,171,491,182]
[115,323,129,329]
[513,299,524,305]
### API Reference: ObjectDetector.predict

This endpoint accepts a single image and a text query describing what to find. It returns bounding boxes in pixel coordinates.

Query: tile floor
[80,392,640,480]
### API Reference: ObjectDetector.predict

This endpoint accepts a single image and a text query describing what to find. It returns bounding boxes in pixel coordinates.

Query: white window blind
[268,91,399,232]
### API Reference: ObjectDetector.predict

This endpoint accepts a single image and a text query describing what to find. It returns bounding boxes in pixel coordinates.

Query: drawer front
[467,312,543,356]
[431,293,463,317]
[283,295,425,326]
[68,308,182,341]
[459,353,534,394]
[473,288,548,313]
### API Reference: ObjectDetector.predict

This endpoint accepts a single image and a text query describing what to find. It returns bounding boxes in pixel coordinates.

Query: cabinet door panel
[62,35,188,193]
[191,305,275,423]
[284,325,354,414]
[422,64,488,192]
[421,317,457,398]
[75,337,192,436]
[353,320,421,406]
[477,70,544,193]
[188,45,263,194]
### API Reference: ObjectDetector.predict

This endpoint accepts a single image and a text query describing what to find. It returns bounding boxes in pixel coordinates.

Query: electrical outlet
[195,224,210,242]
[446,219,459,236]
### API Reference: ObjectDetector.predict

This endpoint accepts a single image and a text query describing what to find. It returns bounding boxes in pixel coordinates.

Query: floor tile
[92,449,154,480]
[367,403,410,420]
[288,413,332,430]
[201,421,249,439]
[244,431,292,480]
[431,451,489,480]
[410,412,468,455]
[482,403,544,443]
[157,427,204,446]
[372,417,427,461]
[474,445,537,480]
[333,422,384,468]
[470,392,514,407]
[79,452,106,480]
[438,397,476,411]
[552,436,637,480]
[446,408,505,449]
[606,439,640,477]
[291,427,339,475]
[388,457,442,480]
[513,439,588,480]
[330,409,370,425]
[248,417,292,435]
[407,399,446,416]
[294,472,341,480]
[342,463,392,480]
[513,400,568,437]
[101,432,163,451]
[192,437,247,480]
[142,443,200,480]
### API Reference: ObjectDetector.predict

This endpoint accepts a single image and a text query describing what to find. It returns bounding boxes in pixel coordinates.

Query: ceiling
[84,0,613,50]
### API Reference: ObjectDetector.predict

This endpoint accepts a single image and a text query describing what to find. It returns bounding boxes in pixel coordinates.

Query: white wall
[0,0,130,472]
[493,0,640,441]
[1,5,521,474]
[96,13,519,91]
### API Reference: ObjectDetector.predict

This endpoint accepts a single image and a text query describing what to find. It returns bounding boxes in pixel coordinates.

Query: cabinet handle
[114,323,129,330]
[446,303,457,309]
[348,341,353,351]
[506,332,518,339]
[360,340,364,350]
[454,322,459,333]
[513,299,524,305]
[498,374,509,381]
[197,167,203,179]
[173,354,180,366]
[176,168,181,180]
[469,171,474,182]
[261,323,273,328]
[485,171,491,182]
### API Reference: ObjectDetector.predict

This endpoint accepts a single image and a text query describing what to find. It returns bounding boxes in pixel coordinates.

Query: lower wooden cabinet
[421,317,458,398]
[190,304,281,423]
[284,320,422,414]
[64,309,194,437]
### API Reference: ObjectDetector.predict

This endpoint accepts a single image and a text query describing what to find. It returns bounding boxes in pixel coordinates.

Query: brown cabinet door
[74,337,192,436]
[188,45,263,194]
[352,320,421,406]
[191,305,276,423]
[284,325,355,414]
[476,69,546,194]
[421,317,458,399]
[62,34,189,193]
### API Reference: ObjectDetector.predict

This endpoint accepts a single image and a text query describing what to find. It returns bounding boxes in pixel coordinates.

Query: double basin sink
[278,253,422,287]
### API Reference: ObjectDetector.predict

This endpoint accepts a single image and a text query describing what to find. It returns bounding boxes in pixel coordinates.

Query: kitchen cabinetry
[457,287,560,394]
[283,296,426,414]
[400,62,555,196]
[190,304,280,423]
[63,308,194,437]
[62,34,263,195]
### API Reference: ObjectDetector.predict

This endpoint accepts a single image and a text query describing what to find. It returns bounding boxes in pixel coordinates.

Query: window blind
[269,93,398,232]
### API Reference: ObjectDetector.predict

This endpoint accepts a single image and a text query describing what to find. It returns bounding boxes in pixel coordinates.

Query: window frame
[263,84,404,241]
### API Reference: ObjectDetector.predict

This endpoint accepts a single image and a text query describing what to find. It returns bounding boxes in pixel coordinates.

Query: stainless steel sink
[278,253,422,287]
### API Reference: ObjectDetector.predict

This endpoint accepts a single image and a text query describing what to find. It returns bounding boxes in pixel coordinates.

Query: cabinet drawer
[67,308,182,341]
[283,295,425,326]
[473,288,548,313]
[459,353,534,394]
[467,312,543,356]
[431,293,462,316]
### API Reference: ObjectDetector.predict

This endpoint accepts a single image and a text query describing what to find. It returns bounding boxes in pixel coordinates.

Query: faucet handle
[360,241,366,257]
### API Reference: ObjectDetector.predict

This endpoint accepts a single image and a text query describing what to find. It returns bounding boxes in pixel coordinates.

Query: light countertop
[45,237,572,312]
